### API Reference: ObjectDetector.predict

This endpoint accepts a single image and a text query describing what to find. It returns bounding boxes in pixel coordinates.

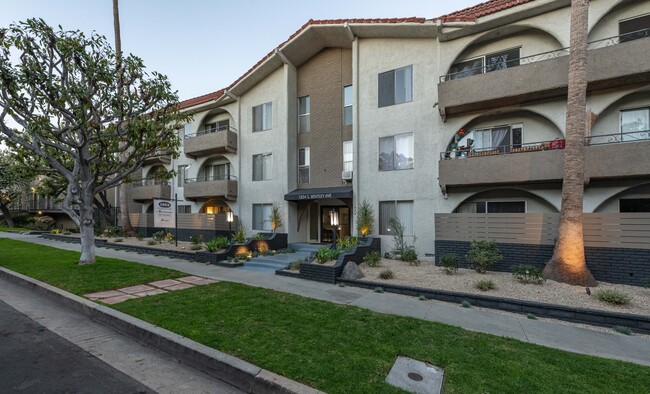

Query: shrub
[269,204,282,232]
[163,232,175,243]
[374,287,384,293]
[401,246,420,266]
[28,215,55,231]
[102,225,123,238]
[613,326,632,336]
[232,226,247,244]
[461,300,471,308]
[595,289,632,306]
[475,279,496,292]
[205,236,229,252]
[288,259,304,271]
[147,240,157,246]
[418,295,427,301]
[190,244,203,251]
[378,269,394,280]
[253,232,265,240]
[236,252,249,260]
[440,253,459,275]
[277,248,295,254]
[527,313,537,320]
[467,240,502,274]
[362,250,382,267]
[315,246,339,264]
[389,217,407,257]
[337,236,360,251]
[338,283,346,287]
[190,234,204,245]
[356,199,374,237]
[135,232,144,240]
[512,264,545,284]
[152,231,165,243]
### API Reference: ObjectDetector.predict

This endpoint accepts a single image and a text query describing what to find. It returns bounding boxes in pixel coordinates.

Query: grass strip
[0,238,184,294]
[114,282,650,394]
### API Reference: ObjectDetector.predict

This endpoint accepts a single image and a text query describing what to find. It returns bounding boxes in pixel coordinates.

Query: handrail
[439,27,650,83]
[440,138,565,160]
[131,179,170,187]
[585,130,650,146]
[185,175,238,183]
[184,125,237,139]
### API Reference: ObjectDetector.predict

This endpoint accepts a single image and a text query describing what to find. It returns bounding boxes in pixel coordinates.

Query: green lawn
[2,238,650,393]
[0,227,30,232]
[0,239,185,294]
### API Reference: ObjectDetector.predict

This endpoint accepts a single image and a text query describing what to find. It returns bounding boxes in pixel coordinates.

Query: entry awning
[284,186,353,201]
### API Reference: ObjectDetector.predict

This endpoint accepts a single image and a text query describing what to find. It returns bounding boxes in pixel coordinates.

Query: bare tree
[543,0,597,286]
[0,19,188,264]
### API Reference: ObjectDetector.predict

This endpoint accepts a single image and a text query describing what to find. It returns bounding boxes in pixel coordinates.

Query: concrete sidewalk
[3,232,650,367]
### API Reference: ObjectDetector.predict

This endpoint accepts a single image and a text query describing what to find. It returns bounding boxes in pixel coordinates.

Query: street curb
[0,267,324,394]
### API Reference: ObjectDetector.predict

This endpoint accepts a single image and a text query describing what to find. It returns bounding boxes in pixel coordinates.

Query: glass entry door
[320,206,350,243]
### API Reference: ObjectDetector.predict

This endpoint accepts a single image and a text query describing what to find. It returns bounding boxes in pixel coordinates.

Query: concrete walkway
[3,232,650,367]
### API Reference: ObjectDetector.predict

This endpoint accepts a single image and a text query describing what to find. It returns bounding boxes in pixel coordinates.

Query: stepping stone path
[84,276,218,304]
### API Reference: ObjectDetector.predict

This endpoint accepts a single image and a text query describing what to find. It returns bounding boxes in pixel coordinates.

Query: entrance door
[309,203,319,242]
[320,206,350,243]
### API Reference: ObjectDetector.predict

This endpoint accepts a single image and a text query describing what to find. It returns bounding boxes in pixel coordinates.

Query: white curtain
[491,127,509,149]
[472,129,490,150]
[395,133,414,169]
[621,109,649,142]
[396,201,414,235]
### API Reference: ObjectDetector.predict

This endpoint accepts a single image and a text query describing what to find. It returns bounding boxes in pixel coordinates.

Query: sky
[0,0,483,101]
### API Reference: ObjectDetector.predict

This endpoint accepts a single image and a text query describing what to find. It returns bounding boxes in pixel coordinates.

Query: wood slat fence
[435,213,650,250]
[126,213,238,232]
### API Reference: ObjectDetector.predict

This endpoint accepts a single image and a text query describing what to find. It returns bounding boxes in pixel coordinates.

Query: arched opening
[195,108,235,137]
[591,90,650,144]
[453,189,559,214]
[444,110,564,157]
[199,199,232,214]
[144,165,169,185]
[594,183,650,212]
[443,26,564,81]
[588,0,650,43]
[196,156,233,182]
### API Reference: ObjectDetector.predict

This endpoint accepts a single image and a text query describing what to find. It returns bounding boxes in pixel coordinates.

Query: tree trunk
[0,202,15,228]
[78,193,96,265]
[113,0,134,235]
[544,0,596,286]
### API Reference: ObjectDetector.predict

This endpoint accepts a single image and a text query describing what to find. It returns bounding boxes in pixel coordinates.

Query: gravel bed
[361,259,650,317]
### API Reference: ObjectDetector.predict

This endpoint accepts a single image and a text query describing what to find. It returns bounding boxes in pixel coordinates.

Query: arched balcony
[183,109,237,158]
[129,165,171,203]
[183,156,237,201]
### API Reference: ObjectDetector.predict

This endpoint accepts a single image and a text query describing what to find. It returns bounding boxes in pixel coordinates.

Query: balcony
[184,126,237,158]
[183,175,238,201]
[438,29,650,118]
[129,180,171,202]
[143,153,171,165]
[439,132,650,191]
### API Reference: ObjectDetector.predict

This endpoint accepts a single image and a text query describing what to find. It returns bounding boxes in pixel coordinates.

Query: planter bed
[338,278,650,334]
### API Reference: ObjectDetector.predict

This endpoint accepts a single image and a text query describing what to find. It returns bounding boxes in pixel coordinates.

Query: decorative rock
[341,262,364,280]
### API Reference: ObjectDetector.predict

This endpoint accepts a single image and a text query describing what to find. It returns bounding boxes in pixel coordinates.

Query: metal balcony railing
[131,179,170,187]
[184,125,237,139]
[439,28,650,83]
[585,130,650,146]
[440,138,565,160]
[185,174,238,183]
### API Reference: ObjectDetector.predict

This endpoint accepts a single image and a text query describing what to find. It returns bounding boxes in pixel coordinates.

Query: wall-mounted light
[329,209,339,227]
[226,211,234,223]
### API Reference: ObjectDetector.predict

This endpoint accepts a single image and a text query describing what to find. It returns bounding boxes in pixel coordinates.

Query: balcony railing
[439,28,650,82]
[184,125,237,139]
[440,138,565,160]
[585,130,650,146]
[185,174,238,183]
[131,179,170,187]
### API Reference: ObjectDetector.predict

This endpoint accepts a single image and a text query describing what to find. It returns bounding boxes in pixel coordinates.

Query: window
[200,119,229,135]
[620,108,649,141]
[253,203,273,230]
[253,153,272,181]
[177,205,191,214]
[378,133,414,171]
[343,141,353,172]
[183,123,192,138]
[379,201,413,235]
[298,96,310,132]
[620,198,650,212]
[456,201,526,213]
[471,124,523,151]
[177,165,188,187]
[343,85,353,126]
[378,66,412,108]
[253,102,272,132]
[204,163,230,181]
[619,14,650,43]
[448,48,520,80]
[298,147,310,184]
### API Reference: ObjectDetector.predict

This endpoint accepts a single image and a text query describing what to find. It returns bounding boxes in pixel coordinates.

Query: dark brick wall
[134,227,231,243]
[435,240,650,287]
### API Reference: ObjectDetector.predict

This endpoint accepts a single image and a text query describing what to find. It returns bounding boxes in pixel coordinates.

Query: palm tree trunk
[544,0,596,286]
[113,0,134,234]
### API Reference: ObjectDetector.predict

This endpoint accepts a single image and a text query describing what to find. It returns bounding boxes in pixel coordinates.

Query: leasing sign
[153,199,175,228]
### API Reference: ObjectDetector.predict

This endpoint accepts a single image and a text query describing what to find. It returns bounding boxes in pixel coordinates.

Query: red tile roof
[178,89,226,109]
[437,0,536,22]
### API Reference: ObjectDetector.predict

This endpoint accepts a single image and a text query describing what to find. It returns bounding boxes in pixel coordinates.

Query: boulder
[341,262,364,280]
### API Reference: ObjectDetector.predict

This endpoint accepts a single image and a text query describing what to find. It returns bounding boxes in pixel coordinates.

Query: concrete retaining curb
[0,267,324,394]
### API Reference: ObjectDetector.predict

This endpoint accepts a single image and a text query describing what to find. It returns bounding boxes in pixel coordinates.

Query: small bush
[363,251,382,267]
[378,269,394,280]
[440,253,459,275]
[288,259,305,271]
[418,295,427,301]
[401,246,419,266]
[461,300,471,308]
[190,244,203,251]
[527,313,538,320]
[613,326,632,336]
[277,248,295,254]
[315,246,339,264]
[135,232,144,240]
[475,279,496,291]
[190,234,204,245]
[467,240,502,274]
[338,283,346,287]
[147,240,157,246]
[374,287,384,293]
[253,232,265,240]
[236,252,249,260]
[152,231,165,243]
[102,225,123,238]
[232,226,247,244]
[164,232,175,243]
[595,289,632,306]
[512,264,545,284]
[337,236,360,251]
[205,236,229,252]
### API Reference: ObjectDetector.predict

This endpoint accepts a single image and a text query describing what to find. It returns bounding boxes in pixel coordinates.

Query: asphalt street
[0,300,151,393]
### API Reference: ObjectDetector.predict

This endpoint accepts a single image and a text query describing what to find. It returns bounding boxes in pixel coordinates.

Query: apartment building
[130,0,650,260]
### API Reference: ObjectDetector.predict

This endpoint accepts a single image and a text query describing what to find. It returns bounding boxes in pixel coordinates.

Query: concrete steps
[239,243,330,274]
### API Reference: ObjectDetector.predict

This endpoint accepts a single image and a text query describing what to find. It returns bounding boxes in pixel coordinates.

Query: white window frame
[343,141,353,172]
[620,107,650,142]
[253,102,272,132]
[343,85,353,126]
[298,96,310,133]
[378,132,414,171]
[448,47,521,80]
[379,200,414,236]
[298,147,310,184]
[253,153,273,181]
[177,165,188,187]
[253,203,273,231]
[378,65,413,108]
